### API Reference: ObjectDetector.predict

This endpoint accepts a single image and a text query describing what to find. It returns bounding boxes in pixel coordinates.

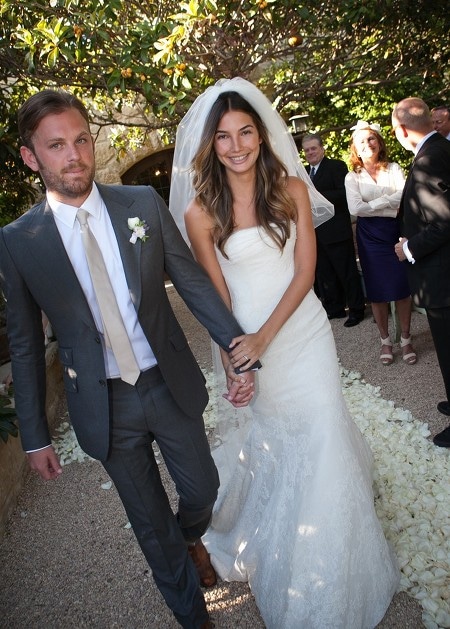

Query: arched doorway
[121,147,175,206]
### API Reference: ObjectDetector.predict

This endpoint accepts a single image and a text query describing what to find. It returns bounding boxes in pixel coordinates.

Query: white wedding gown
[203,225,399,629]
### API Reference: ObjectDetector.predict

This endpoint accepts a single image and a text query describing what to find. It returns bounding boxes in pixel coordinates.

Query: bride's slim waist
[232,289,324,332]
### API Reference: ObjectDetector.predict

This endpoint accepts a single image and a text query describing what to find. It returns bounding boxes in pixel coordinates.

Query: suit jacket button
[99,379,107,386]
[95,336,101,344]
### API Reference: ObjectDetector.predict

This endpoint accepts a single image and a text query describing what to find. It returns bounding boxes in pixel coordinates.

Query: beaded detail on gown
[203,225,399,629]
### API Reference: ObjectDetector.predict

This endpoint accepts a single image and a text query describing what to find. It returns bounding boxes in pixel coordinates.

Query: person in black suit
[0,89,261,628]
[302,134,365,327]
[393,97,450,448]
[431,104,450,140]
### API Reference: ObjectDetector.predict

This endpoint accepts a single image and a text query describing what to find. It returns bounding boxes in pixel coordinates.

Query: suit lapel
[97,183,143,309]
[313,160,325,182]
[312,158,329,183]
[27,202,96,329]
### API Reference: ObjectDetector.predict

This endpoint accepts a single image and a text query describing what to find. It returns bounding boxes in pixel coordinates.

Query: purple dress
[345,163,411,302]
[356,216,410,302]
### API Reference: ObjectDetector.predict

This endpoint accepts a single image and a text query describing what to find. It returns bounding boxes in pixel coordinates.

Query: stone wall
[0,431,27,538]
[92,104,164,184]
[0,342,64,538]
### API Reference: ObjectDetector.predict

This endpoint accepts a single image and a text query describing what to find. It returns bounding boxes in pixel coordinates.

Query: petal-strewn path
[1,284,448,628]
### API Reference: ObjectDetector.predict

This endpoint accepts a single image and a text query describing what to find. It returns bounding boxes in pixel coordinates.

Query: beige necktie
[76,209,140,385]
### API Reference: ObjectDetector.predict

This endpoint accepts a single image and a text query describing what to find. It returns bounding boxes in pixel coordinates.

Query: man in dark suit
[431,104,450,140]
[302,134,365,327]
[393,97,450,448]
[0,90,260,628]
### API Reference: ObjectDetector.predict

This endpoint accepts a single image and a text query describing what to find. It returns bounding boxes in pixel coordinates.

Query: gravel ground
[1,284,448,629]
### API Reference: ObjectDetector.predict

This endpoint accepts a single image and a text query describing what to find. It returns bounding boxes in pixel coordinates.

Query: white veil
[168,78,334,479]
[168,77,334,242]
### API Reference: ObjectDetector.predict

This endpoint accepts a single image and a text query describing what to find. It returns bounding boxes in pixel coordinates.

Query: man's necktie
[310,166,316,180]
[76,209,140,385]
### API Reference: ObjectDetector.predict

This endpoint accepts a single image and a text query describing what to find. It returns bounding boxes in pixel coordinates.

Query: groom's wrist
[235,359,262,374]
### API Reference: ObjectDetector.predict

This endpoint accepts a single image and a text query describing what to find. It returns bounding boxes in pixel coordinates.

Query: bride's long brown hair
[191,91,296,257]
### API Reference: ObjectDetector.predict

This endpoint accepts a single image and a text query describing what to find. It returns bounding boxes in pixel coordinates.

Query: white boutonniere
[128,217,149,243]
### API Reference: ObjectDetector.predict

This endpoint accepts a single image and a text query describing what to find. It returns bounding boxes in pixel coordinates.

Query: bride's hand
[229,332,267,370]
[224,364,255,407]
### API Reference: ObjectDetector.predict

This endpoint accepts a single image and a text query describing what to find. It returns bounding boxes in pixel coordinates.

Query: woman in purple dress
[345,121,416,366]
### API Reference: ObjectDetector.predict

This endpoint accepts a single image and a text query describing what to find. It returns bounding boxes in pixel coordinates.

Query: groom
[0,90,259,628]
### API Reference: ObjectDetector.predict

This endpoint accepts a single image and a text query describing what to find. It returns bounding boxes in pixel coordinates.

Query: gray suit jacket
[0,184,249,460]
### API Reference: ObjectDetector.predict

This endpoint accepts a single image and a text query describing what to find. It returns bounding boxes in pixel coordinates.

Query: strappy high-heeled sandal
[380,336,394,365]
[400,335,417,365]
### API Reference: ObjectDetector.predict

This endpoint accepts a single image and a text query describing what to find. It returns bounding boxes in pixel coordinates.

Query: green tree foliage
[1,0,448,215]
[0,80,40,223]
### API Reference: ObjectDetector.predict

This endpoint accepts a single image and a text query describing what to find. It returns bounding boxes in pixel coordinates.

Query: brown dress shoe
[188,540,217,587]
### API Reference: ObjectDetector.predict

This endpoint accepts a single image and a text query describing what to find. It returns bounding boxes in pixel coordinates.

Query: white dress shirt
[49,183,157,378]
[345,163,405,218]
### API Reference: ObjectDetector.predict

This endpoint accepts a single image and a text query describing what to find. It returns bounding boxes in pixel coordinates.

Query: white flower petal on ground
[51,366,450,627]
[340,366,450,628]
[52,423,93,465]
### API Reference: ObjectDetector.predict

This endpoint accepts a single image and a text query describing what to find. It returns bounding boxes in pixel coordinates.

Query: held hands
[395,237,407,261]
[27,445,63,481]
[224,363,255,408]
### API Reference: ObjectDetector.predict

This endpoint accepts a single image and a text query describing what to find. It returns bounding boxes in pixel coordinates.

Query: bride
[169,78,399,629]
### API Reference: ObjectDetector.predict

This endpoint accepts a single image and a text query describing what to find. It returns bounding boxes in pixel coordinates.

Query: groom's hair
[18,89,90,150]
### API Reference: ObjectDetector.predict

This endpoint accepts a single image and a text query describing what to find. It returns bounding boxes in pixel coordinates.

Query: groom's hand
[27,445,63,481]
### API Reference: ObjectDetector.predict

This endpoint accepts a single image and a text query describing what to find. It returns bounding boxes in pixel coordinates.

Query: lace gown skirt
[204,226,399,629]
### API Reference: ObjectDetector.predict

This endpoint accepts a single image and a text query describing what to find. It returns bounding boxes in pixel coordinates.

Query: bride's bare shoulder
[286,176,308,194]
[185,198,206,219]
[185,198,214,233]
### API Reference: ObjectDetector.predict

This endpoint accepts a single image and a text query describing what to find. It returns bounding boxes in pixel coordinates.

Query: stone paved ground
[2,285,446,628]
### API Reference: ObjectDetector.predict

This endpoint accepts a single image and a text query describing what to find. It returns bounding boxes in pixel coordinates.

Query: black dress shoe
[344,313,364,328]
[433,425,450,447]
[327,310,346,320]
[437,401,450,416]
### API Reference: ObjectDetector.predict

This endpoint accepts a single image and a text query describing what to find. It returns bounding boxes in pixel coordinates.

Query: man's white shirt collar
[48,183,102,227]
